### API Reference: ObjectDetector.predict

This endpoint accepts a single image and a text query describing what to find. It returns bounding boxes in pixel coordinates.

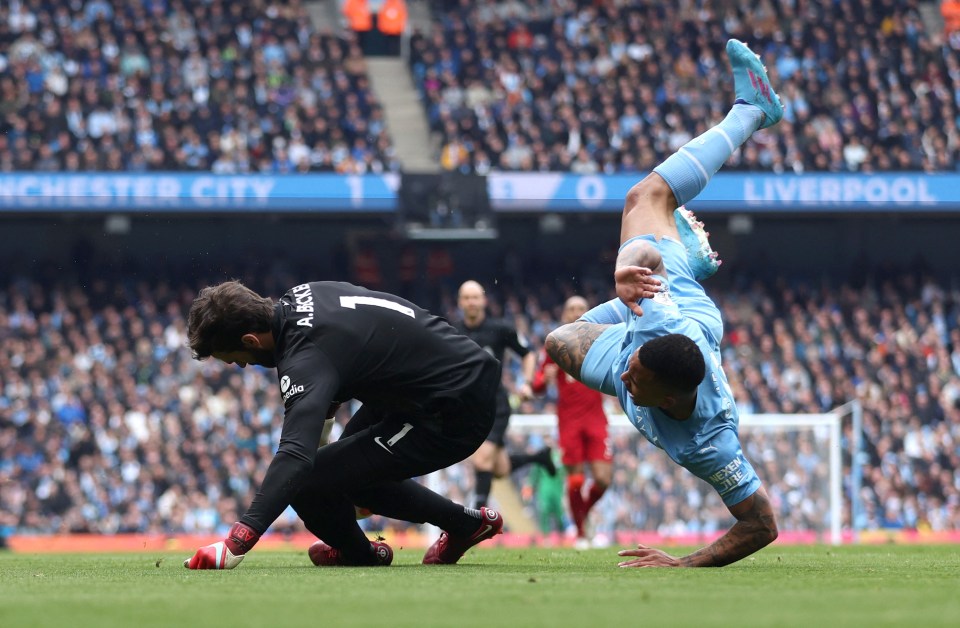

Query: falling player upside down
[545,39,784,567]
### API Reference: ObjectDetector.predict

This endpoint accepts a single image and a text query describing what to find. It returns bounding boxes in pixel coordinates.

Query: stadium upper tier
[412,0,958,173]
[0,0,398,174]
[1,0,956,174]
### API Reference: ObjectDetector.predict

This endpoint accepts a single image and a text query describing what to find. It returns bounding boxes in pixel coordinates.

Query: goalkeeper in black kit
[183,280,504,568]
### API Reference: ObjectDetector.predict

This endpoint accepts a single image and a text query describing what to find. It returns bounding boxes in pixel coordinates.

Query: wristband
[224,521,260,555]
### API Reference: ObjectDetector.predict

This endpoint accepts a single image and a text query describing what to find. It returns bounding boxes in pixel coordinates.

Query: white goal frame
[510,411,844,545]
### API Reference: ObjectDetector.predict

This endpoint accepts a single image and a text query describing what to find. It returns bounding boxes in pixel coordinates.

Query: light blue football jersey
[580,235,760,506]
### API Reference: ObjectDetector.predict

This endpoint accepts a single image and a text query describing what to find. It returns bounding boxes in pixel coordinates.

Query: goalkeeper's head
[187,280,277,367]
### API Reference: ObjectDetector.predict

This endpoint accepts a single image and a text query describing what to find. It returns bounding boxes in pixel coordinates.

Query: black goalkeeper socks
[474,470,493,509]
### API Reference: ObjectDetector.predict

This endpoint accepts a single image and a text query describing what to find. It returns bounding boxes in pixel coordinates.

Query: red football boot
[422,507,504,565]
[309,540,393,566]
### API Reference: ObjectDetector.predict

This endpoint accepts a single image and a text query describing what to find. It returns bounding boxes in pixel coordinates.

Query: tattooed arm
[616,486,779,568]
[544,321,613,382]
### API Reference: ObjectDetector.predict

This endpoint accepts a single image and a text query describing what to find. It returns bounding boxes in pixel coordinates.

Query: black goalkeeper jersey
[241,281,497,533]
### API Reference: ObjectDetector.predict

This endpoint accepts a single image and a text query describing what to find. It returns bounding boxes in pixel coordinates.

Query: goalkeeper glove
[183,521,260,570]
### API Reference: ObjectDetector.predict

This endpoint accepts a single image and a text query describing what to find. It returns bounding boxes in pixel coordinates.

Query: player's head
[620,334,705,409]
[188,280,277,367]
[561,295,589,324]
[457,280,487,322]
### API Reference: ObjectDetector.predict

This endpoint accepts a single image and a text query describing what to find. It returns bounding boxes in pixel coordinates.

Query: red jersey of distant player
[532,350,612,466]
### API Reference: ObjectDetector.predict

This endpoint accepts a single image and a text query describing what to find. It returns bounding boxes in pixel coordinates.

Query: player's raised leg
[621,39,783,250]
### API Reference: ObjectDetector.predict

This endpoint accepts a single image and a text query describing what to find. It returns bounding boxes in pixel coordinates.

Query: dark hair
[638,333,705,394]
[187,280,274,359]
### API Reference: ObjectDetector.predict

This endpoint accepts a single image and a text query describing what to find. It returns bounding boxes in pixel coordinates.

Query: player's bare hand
[617,544,681,568]
[614,266,661,317]
[518,382,534,401]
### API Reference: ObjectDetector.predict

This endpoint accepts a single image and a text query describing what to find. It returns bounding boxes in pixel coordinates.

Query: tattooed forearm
[679,489,778,567]
[545,322,612,381]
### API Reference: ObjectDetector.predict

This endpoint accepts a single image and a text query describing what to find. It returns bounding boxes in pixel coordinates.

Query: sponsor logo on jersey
[291,283,314,327]
[707,456,746,494]
[280,375,304,401]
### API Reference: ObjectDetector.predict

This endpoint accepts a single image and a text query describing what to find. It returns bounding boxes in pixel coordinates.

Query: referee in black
[182,279,505,569]
[454,280,555,510]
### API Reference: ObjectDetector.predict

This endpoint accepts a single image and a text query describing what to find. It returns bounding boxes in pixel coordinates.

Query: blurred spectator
[943,0,960,36]
[343,0,374,53]
[378,0,408,57]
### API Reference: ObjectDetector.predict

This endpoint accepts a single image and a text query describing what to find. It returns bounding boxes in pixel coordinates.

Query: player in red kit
[533,296,612,549]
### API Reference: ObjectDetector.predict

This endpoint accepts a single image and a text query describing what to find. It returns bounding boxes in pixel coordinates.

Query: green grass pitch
[1,545,958,627]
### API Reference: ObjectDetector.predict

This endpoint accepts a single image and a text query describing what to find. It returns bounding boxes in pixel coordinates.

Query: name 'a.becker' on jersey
[274,281,496,415]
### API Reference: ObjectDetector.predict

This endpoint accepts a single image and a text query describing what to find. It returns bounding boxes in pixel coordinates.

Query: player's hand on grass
[614,266,661,317]
[184,522,260,570]
[617,544,681,568]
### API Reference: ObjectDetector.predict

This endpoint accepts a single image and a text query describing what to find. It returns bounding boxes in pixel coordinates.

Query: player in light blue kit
[545,40,783,567]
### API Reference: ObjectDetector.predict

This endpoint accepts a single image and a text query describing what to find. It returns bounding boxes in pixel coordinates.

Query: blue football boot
[674,206,721,281]
[725,39,783,129]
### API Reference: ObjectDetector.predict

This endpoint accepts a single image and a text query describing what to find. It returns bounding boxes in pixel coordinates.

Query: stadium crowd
[2,265,960,542]
[411,0,960,174]
[0,0,398,174]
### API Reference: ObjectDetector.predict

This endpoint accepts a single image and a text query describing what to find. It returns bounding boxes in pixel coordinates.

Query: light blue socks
[653,104,764,206]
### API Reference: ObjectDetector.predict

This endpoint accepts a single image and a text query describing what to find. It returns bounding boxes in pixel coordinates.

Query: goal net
[499,412,843,544]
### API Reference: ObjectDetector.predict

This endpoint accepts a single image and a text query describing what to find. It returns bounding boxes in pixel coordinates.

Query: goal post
[738,413,842,546]
[510,408,851,545]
